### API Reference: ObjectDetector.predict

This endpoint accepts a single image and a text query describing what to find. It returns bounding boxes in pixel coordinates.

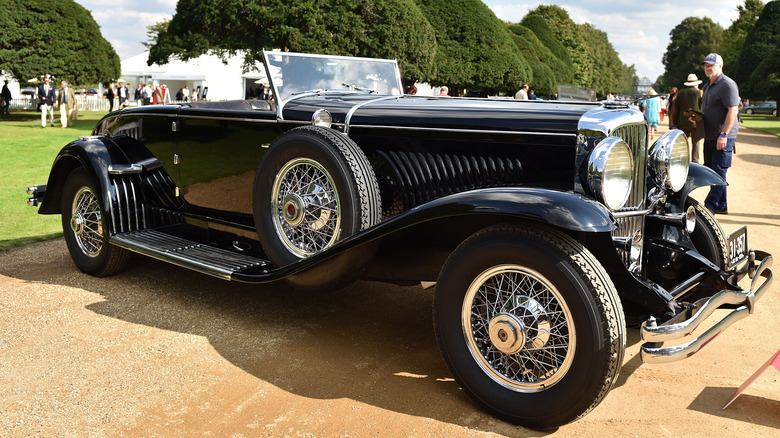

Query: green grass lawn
[740,114,780,137]
[0,111,105,250]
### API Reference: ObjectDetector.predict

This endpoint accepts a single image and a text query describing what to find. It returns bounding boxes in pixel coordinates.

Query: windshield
[263,51,403,102]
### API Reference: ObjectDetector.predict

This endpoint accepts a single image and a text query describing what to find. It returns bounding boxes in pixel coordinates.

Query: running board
[111,229,272,280]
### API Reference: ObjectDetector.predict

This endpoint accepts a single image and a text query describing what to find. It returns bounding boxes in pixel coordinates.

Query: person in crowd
[606,92,615,102]
[191,88,198,101]
[674,74,703,163]
[643,88,661,140]
[175,88,184,101]
[515,84,529,99]
[182,85,190,102]
[105,83,116,112]
[57,80,76,128]
[700,53,739,215]
[528,89,537,100]
[405,84,417,95]
[142,82,153,105]
[38,75,56,128]
[667,87,677,129]
[438,86,449,96]
[116,80,130,109]
[134,83,143,105]
[1,80,11,115]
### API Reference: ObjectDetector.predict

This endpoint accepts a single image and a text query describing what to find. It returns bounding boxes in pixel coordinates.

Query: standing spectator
[515,84,529,99]
[38,76,56,128]
[701,53,739,215]
[643,88,661,140]
[1,80,11,115]
[667,87,677,129]
[606,92,615,102]
[175,88,184,101]
[528,89,537,100]
[674,74,703,163]
[116,80,130,109]
[182,85,190,102]
[106,83,116,112]
[142,82,153,105]
[134,83,143,105]
[405,84,417,95]
[438,86,449,96]
[57,80,76,128]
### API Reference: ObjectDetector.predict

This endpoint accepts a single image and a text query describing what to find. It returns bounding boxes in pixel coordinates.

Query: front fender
[670,163,726,210]
[38,136,128,215]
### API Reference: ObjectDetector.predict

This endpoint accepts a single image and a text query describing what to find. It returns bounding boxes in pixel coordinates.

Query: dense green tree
[661,17,723,89]
[0,0,120,85]
[506,24,556,95]
[148,0,437,83]
[721,0,765,76]
[514,15,573,87]
[415,0,530,94]
[525,5,591,86]
[735,0,780,109]
[579,23,634,95]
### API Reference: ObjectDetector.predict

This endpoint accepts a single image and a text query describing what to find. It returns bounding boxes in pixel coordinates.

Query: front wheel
[433,225,625,429]
[61,168,129,276]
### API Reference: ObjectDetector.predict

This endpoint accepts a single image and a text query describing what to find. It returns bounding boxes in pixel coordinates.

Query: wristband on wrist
[719,131,728,138]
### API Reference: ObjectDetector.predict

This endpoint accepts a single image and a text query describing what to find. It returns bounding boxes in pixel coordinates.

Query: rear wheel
[746,108,754,115]
[433,225,625,429]
[61,168,128,276]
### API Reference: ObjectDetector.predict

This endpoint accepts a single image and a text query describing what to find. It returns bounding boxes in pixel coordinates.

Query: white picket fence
[7,96,189,112]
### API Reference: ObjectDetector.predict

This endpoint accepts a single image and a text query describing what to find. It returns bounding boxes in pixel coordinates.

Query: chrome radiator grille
[611,123,648,269]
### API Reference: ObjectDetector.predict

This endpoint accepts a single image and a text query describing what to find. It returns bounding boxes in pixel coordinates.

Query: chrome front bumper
[640,249,773,364]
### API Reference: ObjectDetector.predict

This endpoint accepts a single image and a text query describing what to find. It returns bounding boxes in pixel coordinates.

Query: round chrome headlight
[649,130,690,192]
[587,137,633,211]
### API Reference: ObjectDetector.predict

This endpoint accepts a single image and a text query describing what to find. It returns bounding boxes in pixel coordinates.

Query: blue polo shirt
[701,73,740,140]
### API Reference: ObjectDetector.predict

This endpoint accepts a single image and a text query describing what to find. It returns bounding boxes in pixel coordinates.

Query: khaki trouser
[60,103,72,127]
[681,125,704,164]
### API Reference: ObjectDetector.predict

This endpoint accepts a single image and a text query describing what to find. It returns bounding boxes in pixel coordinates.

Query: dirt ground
[1,125,779,437]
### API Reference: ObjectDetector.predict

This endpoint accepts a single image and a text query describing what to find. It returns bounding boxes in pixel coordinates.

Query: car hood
[282,94,598,135]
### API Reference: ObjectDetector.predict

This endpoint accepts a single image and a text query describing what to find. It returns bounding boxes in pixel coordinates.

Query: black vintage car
[28,52,772,429]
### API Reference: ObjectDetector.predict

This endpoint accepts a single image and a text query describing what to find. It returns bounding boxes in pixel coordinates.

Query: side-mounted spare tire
[253,126,381,289]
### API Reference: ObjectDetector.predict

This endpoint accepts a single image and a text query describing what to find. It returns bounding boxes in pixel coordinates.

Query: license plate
[727,226,748,268]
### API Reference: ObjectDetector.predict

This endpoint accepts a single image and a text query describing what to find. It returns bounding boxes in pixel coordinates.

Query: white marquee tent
[120,51,267,101]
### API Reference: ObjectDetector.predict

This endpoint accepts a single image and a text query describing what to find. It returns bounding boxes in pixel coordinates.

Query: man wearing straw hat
[674,73,704,163]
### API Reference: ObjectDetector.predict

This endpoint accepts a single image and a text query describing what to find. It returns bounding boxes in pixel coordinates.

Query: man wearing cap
[701,53,739,215]
[674,73,704,163]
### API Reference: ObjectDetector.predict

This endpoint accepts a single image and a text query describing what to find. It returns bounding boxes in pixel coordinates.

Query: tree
[579,23,634,95]
[415,0,530,94]
[506,24,557,95]
[525,5,592,87]
[148,0,437,83]
[721,0,765,76]
[735,0,780,109]
[661,17,723,89]
[515,15,574,87]
[0,0,120,85]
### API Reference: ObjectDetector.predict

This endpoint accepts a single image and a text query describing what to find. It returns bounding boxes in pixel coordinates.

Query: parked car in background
[20,87,36,96]
[26,51,773,429]
[741,100,777,116]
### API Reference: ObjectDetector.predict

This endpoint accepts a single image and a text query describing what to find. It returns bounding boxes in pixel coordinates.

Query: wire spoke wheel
[272,158,341,257]
[464,265,575,392]
[70,186,104,257]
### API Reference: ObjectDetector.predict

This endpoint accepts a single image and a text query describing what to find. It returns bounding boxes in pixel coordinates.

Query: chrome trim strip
[346,124,577,137]
[176,114,279,124]
[639,251,773,363]
[344,95,402,135]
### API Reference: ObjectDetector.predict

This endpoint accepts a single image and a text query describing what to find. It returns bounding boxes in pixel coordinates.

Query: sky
[77,0,748,82]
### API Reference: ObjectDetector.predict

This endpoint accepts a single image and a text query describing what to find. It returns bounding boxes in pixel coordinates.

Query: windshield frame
[261,50,403,106]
